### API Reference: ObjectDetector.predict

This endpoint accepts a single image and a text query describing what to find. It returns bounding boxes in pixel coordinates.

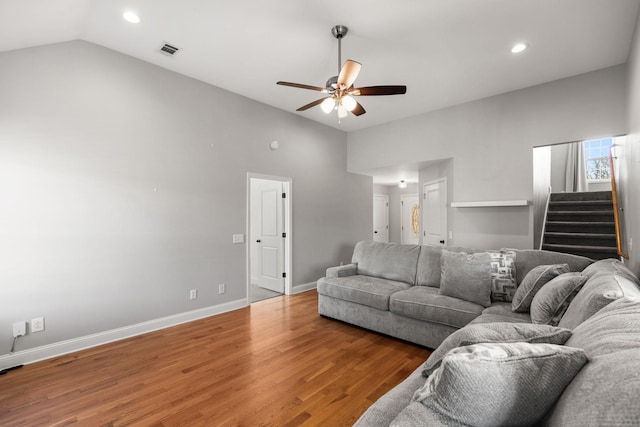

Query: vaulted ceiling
[2,0,639,132]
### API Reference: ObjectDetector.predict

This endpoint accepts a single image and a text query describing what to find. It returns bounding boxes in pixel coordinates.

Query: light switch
[233,234,245,244]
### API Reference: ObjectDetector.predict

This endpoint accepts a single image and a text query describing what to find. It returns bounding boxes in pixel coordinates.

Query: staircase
[542,191,618,260]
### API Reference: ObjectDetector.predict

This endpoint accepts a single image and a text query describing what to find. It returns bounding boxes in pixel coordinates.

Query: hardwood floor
[0,291,430,426]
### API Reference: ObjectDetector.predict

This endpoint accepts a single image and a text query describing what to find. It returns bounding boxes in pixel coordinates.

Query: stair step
[541,243,619,260]
[547,211,614,222]
[550,191,612,202]
[545,221,615,233]
[543,232,617,247]
[548,200,613,211]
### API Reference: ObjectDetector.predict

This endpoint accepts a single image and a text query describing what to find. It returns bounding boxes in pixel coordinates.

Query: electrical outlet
[218,284,225,294]
[13,321,26,338]
[629,238,633,252]
[189,289,197,300]
[31,317,45,333]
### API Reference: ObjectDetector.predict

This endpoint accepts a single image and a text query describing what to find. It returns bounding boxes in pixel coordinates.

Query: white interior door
[423,179,447,246]
[401,194,420,244]
[373,194,389,242]
[251,178,284,293]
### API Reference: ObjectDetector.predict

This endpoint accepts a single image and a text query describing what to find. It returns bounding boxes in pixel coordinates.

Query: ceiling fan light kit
[277,25,406,120]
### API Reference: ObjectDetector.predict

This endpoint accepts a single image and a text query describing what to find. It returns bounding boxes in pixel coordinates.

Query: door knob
[439,240,445,244]
[374,231,378,234]
[256,239,261,243]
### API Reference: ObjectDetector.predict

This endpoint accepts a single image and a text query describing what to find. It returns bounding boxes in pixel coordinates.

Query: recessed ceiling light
[123,11,140,24]
[511,43,528,54]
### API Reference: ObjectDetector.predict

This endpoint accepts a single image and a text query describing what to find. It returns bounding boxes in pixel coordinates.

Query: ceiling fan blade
[350,101,366,116]
[350,85,407,96]
[337,60,362,89]
[296,97,329,111]
[277,81,328,92]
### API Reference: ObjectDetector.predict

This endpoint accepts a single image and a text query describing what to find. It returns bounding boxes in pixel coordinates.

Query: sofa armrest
[326,263,357,278]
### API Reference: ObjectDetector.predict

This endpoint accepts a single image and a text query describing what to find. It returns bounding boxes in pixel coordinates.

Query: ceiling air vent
[159,43,180,56]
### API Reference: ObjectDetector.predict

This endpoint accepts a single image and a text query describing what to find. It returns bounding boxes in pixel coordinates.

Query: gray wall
[0,41,372,355]
[348,65,628,250]
[624,11,640,275]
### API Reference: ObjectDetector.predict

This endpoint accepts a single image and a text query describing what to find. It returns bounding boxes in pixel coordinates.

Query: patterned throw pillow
[488,250,517,302]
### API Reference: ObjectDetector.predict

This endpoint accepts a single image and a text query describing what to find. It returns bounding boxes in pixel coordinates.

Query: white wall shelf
[451,200,531,208]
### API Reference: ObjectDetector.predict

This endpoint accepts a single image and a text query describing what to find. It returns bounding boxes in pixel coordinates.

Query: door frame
[422,178,447,246]
[247,173,292,301]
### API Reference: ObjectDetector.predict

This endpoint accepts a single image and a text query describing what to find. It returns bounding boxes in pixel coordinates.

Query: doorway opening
[247,174,292,303]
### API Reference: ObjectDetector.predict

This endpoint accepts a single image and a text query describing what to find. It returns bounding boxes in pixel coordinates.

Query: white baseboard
[292,281,317,294]
[0,298,248,370]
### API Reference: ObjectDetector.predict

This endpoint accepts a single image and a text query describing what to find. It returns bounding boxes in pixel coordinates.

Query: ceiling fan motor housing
[326,76,338,91]
[331,25,348,39]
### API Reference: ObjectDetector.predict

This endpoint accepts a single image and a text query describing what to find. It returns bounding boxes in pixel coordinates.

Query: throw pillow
[413,342,588,427]
[439,250,492,307]
[512,263,570,313]
[530,272,588,326]
[487,250,517,302]
[422,322,573,377]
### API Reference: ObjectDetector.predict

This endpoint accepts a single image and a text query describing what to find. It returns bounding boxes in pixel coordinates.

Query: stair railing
[609,149,629,259]
[539,185,552,250]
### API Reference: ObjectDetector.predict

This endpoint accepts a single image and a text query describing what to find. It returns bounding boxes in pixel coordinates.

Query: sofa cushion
[390,287,484,329]
[468,313,532,325]
[546,298,640,426]
[352,241,421,285]
[505,248,592,285]
[415,245,478,288]
[488,250,517,302]
[415,245,444,288]
[530,272,587,326]
[439,250,492,307]
[422,323,573,377]
[317,276,411,311]
[559,272,640,330]
[512,263,570,313]
[482,302,533,321]
[413,342,588,427]
[580,258,639,281]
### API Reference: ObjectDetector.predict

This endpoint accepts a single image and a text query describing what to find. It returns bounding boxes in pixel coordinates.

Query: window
[583,138,613,181]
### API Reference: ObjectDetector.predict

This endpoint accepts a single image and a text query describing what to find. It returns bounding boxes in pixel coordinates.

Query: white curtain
[565,141,588,192]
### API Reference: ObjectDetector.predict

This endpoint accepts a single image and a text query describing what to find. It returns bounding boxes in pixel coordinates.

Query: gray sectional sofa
[317,241,592,349]
[316,241,640,426]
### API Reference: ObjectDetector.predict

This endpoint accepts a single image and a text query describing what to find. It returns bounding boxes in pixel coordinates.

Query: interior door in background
[250,178,285,293]
[401,194,420,244]
[373,194,389,242]
[423,179,447,246]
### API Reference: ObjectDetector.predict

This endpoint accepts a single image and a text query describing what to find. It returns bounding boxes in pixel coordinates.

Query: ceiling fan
[277,25,407,119]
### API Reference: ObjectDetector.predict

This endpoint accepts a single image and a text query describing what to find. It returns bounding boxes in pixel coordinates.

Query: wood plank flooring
[0,291,430,426]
